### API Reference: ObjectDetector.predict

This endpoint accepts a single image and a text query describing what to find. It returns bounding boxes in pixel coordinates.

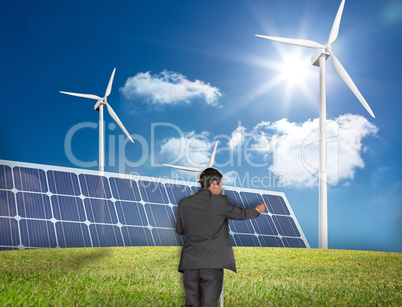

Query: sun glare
[279,55,310,87]
[250,47,317,112]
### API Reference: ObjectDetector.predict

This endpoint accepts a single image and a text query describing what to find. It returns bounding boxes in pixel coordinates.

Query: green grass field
[0,246,400,306]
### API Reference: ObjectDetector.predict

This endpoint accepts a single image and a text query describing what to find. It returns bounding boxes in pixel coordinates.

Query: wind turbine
[255,0,375,249]
[163,141,219,173]
[60,68,134,172]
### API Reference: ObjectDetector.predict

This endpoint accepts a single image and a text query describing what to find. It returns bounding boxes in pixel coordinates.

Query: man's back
[175,168,264,306]
[177,189,229,243]
[176,188,260,273]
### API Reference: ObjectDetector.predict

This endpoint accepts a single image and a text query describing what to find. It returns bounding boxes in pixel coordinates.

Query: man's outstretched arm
[226,202,265,220]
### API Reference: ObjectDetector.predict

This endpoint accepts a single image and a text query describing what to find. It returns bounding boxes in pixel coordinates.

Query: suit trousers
[182,269,223,307]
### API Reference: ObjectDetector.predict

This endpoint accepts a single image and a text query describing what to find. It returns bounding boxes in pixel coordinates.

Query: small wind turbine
[163,141,219,173]
[256,0,375,249]
[60,68,134,172]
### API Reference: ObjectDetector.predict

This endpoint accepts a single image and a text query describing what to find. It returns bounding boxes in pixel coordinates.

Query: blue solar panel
[263,194,290,215]
[165,184,191,205]
[138,181,169,204]
[233,234,260,247]
[90,224,123,247]
[0,191,16,217]
[0,217,19,247]
[48,170,80,196]
[110,177,141,202]
[115,201,148,226]
[122,226,153,246]
[14,167,48,192]
[226,189,257,235]
[172,205,178,219]
[20,219,57,248]
[282,237,306,248]
[16,192,52,219]
[225,189,244,207]
[84,198,118,224]
[79,174,111,199]
[56,222,91,248]
[145,204,176,228]
[226,188,306,248]
[229,219,255,234]
[52,195,86,222]
[152,228,183,246]
[251,214,278,236]
[259,235,284,247]
[0,165,13,189]
[240,192,264,209]
[273,215,301,237]
[0,160,309,250]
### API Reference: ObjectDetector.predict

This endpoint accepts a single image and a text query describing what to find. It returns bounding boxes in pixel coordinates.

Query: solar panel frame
[0,159,310,250]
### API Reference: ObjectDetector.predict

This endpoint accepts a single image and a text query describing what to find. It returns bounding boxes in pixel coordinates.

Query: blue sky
[0,0,401,253]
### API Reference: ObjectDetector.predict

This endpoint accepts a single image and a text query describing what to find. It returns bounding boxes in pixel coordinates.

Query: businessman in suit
[176,168,265,306]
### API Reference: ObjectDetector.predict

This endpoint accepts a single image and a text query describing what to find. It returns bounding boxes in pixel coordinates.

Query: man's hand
[256,204,265,214]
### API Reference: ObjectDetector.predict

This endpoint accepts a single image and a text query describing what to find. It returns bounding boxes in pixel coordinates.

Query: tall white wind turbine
[163,141,219,173]
[256,0,375,249]
[60,68,134,172]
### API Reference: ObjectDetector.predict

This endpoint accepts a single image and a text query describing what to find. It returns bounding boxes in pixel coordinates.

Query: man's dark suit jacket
[176,188,260,273]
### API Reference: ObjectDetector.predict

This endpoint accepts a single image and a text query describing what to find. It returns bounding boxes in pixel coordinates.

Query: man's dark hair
[198,168,223,189]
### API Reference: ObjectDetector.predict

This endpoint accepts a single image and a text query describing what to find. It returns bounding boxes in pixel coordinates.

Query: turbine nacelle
[311,49,330,67]
[94,99,104,111]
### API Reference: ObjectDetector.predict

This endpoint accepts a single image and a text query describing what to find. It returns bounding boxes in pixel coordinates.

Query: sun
[249,47,317,111]
[279,54,311,87]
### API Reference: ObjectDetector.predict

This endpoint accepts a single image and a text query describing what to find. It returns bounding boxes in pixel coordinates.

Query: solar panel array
[0,160,309,250]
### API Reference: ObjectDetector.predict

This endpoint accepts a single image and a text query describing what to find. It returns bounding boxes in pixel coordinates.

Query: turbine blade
[207,141,219,168]
[329,51,375,118]
[105,68,116,97]
[105,102,134,143]
[328,0,345,44]
[162,164,204,173]
[60,91,101,100]
[255,34,324,49]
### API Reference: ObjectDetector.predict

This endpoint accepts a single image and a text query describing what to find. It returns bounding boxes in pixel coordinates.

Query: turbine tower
[256,0,375,248]
[163,141,219,172]
[60,68,134,172]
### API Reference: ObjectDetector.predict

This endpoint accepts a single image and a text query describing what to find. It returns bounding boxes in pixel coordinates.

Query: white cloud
[268,118,325,187]
[227,123,279,154]
[160,131,213,169]
[228,126,248,149]
[120,70,222,107]
[227,114,378,188]
[157,114,377,188]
